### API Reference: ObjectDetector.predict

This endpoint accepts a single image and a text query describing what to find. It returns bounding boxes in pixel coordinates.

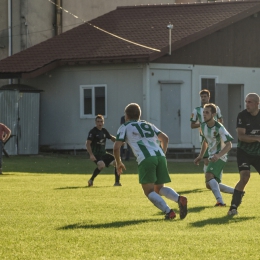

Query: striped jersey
[200,120,233,162]
[190,105,222,142]
[116,120,165,164]
[237,109,260,155]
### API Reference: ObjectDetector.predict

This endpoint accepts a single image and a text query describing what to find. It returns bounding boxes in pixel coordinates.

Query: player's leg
[228,149,251,215]
[155,156,187,219]
[206,159,226,206]
[0,141,3,174]
[105,153,121,186]
[88,157,105,186]
[139,157,174,219]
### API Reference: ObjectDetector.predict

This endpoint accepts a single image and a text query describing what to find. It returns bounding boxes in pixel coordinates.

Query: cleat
[178,196,188,219]
[228,208,238,216]
[113,182,122,186]
[165,209,176,220]
[88,179,93,187]
[214,202,226,207]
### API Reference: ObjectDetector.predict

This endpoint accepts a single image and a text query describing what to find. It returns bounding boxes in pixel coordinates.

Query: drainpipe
[167,24,173,55]
[8,0,12,84]
[55,0,62,35]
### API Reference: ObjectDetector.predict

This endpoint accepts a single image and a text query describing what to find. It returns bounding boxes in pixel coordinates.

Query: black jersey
[87,127,112,156]
[237,109,260,156]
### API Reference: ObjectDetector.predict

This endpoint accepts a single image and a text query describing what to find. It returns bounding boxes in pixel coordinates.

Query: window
[200,76,218,103]
[80,85,107,118]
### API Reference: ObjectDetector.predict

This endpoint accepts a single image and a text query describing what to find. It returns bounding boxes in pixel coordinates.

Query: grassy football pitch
[0,154,260,259]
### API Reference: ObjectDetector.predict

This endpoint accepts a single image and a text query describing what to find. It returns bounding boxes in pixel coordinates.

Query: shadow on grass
[178,188,205,195]
[57,219,161,230]
[54,185,113,190]
[190,216,256,227]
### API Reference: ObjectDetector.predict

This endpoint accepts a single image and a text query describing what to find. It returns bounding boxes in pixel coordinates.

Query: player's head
[125,103,141,121]
[95,114,104,129]
[245,93,260,114]
[203,103,216,123]
[199,89,210,105]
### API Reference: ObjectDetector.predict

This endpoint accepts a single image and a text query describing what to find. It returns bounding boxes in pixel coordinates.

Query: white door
[160,83,181,144]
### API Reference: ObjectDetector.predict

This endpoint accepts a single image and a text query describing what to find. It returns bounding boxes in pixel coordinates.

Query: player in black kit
[86,115,121,187]
[228,93,260,216]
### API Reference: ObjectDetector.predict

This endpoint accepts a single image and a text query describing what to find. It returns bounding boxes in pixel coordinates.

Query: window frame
[79,84,107,119]
[199,75,218,103]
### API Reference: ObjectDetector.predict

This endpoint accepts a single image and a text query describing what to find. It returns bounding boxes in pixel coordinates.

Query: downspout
[167,24,173,55]
[8,0,12,84]
[55,0,62,35]
[143,64,150,121]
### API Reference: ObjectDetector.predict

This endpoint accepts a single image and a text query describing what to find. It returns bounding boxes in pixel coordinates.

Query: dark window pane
[95,87,105,115]
[201,78,215,103]
[84,89,92,114]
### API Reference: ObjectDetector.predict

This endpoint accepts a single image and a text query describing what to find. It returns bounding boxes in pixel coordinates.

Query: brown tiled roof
[1,0,260,78]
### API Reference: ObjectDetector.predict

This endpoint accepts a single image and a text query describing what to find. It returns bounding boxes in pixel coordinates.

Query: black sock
[90,168,101,181]
[230,189,245,209]
[115,167,120,183]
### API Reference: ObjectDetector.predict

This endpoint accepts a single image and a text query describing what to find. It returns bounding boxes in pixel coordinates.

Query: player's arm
[211,141,232,162]
[157,131,169,154]
[86,140,96,161]
[2,126,11,143]
[190,121,200,129]
[237,128,260,143]
[110,135,116,142]
[194,140,207,165]
[113,141,126,175]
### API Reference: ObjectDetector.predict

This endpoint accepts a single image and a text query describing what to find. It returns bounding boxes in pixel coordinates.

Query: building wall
[191,64,260,148]
[156,15,260,67]
[23,64,144,150]
[175,0,230,3]
[20,62,260,150]
[0,1,9,87]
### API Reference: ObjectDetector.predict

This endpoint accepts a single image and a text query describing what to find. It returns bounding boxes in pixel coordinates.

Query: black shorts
[237,148,260,173]
[94,153,115,167]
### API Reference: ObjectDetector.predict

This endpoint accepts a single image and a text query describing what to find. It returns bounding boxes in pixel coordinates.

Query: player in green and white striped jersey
[191,89,234,195]
[194,103,234,206]
[191,89,223,164]
[113,103,188,220]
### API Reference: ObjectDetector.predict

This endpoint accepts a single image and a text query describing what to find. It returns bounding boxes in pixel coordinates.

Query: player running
[113,103,187,220]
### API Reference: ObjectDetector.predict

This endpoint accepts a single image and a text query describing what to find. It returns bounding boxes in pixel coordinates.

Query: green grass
[1,154,259,259]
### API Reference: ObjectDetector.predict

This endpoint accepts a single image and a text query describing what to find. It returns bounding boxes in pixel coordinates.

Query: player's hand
[194,156,202,165]
[90,154,96,161]
[209,154,220,162]
[116,162,126,175]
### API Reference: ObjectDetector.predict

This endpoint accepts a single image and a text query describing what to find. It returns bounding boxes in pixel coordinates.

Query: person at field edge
[86,115,121,187]
[228,93,260,216]
[0,123,11,174]
[190,89,234,195]
[120,115,131,161]
[194,103,234,206]
[113,103,188,220]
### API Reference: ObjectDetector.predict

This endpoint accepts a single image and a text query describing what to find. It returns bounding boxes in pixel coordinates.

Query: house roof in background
[1,0,260,78]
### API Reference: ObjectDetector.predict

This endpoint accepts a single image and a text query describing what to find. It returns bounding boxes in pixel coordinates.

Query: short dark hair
[125,103,141,120]
[95,114,104,121]
[204,103,216,114]
[199,89,210,97]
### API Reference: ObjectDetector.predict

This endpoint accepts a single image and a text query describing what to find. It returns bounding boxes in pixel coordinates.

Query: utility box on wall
[0,84,42,155]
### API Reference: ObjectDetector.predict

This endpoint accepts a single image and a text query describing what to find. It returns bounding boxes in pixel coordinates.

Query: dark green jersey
[87,127,112,156]
[237,109,260,156]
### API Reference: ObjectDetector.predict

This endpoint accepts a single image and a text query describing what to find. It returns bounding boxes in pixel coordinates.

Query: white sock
[208,179,224,204]
[147,191,171,213]
[203,165,207,174]
[159,186,179,203]
[219,183,234,194]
